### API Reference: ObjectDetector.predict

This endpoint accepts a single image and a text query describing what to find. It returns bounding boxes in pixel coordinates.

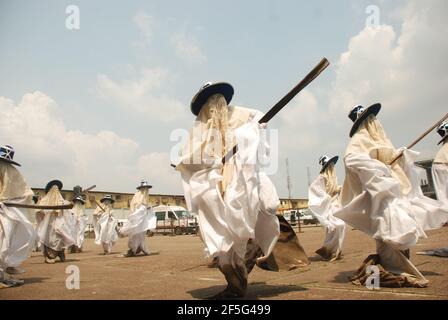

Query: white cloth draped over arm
[308,174,346,256]
[120,205,156,237]
[334,153,426,250]
[0,197,36,268]
[95,212,118,246]
[432,164,448,205]
[308,175,334,227]
[432,142,448,206]
[399,149,448,230]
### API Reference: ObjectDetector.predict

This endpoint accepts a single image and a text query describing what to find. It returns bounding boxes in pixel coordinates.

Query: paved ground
[1,226,447,300]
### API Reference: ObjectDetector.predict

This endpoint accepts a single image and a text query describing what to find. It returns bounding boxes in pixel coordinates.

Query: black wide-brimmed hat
[137,180,152,190]
[100,194,115,204]
[73,195,86,205]
[0,145,21,166]
[437,122,448,145]
[45,180,63,193]
[190,82,234,116]
[319,155,339,173]
[348,103,382,137]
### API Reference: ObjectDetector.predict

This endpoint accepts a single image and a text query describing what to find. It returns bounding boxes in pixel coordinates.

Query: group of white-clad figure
[1,80,448,298]
[0,157,157,288]
[176,82,448,298]
[308,109,448,289]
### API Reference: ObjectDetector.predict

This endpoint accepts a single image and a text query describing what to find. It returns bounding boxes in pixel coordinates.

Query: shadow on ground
[420,270,443,276]
[308,255,324,262]
[117,252,161,258]
[332,270,355,283]
[23,277,50,285]
[188,282,308,300]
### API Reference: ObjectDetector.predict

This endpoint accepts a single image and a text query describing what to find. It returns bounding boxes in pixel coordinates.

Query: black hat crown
[0,145,20,166]
[437,122,448,138]
[348,103,381,137]
[348,105,366,123]
[319,155,339,173]
[137,180,152,190]
[45,180,63,193]
[100,194,115,204]
[319,155,330,166]
[190,82,234,116]
[73,195,86,204]
[0,145,14,160]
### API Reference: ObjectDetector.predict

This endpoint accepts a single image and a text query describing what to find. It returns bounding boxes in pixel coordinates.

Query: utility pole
[307,166,312,187]
[286,158,302,233]
[286,158,292,200]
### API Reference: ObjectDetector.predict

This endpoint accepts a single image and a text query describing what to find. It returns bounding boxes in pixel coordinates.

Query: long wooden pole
[172,58,330,168]
[82,185,106,212]
[3,203,73,210]
[84,185,96,192]
[389,112,448,165]
[222,58,329,164]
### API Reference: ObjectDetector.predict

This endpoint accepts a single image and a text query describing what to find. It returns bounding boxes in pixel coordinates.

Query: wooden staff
[82,185,106,212]
[3,203,73,210]
[3,185,98,210]
[172,58,330,168]
[389,112,448,165]
[84,185,96,192]
[222,58,329,164]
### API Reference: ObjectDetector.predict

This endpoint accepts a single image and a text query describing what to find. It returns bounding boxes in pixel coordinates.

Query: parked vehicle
[151,205,198,235]
[282,210,298,226]
[298,209,319,225]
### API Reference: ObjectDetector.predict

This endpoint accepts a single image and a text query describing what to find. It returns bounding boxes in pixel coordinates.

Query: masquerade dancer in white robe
[95,195,118,255]
[335,104,448,288]
[119,181,156,256]
[36,180,76,264]
[0,145,36,288]
[432,122,448,206]
[308,155,346,261]
[66,195,87,253]
[178,82,308,299]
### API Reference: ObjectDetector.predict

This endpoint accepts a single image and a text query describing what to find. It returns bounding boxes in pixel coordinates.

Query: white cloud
[95,67,185,122]
[0,91,183,194]
[275,0,448,197]
[170,32,207,65]
[279,90,321,151]
[132,11,154,49]
[281,0,447,157]
[330,0,448,120]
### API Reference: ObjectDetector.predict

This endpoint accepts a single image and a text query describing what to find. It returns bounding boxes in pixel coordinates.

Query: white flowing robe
[178,106,280,261]
[92,207,102,242]
[432,142,448,206]
[334,118,448,284]
[335,149,448,249]
[95,205,118,253]
[308,174,346,259]
[36,186,76,251]
[120,200,156,253]
[66,202,87,249]
[0,163,36,270]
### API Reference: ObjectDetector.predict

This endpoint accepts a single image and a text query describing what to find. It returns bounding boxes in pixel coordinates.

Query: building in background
[415,159,437,199]
[31,188,308,221]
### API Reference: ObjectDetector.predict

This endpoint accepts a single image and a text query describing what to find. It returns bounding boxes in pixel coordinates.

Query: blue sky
[1,0,446,198]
